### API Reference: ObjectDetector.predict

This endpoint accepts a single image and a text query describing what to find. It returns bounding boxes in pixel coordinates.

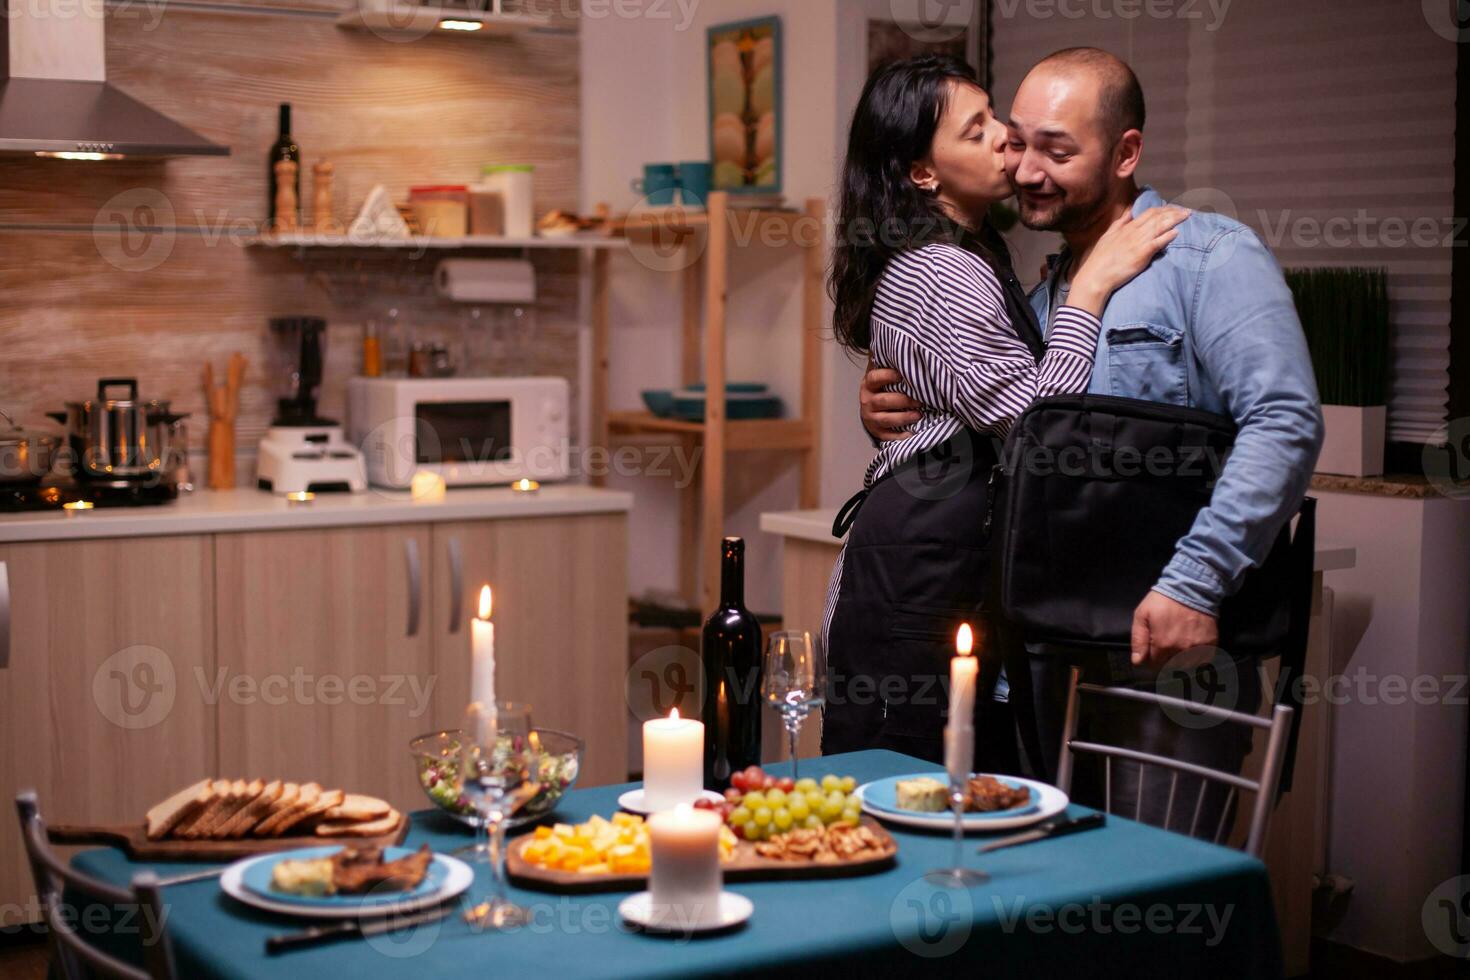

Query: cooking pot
[49,378,188,483]
[0,409,61,486]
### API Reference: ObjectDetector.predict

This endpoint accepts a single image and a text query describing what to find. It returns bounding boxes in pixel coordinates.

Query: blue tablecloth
[70,750,1282,979]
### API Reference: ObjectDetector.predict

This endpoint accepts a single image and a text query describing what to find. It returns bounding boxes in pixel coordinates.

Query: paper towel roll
[435,259,537,304]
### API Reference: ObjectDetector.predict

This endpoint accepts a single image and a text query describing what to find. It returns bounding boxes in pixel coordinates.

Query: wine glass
[761,630,826,782]
[461,700,539,929]
[924,724,989,888]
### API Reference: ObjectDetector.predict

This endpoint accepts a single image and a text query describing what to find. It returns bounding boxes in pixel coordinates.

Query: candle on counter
[471,586,497,708]
[648,804,723,925]
[510,479,541,493]
[945,623,978,784]
[285,491,315,504]
[642,709,705,811]
[61,500,95,515]
[411,470,447,503]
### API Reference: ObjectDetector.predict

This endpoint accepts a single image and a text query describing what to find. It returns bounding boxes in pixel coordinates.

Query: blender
[255,317,368,494]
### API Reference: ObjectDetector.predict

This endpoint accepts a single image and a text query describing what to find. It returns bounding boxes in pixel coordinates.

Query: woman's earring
[924,182,940,195]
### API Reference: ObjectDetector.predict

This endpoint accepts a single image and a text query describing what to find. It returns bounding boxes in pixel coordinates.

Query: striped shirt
[821,243,1102,657]
[862,243,1102,487]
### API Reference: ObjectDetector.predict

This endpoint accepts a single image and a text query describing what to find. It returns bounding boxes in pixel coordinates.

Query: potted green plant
[1286,267,1391,477]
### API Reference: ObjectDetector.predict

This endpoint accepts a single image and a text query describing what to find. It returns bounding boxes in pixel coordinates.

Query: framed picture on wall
[708,16,782,197]
[868,0,988,87]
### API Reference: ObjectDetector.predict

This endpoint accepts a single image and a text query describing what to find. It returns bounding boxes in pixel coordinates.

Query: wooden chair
[1056,666,1293,858]
[14,791,178,980]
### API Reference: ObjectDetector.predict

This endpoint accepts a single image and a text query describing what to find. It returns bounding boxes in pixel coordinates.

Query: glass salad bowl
[410,728,584,830]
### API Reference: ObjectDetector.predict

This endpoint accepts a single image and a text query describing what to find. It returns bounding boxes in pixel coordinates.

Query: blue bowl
[641,390,677,417]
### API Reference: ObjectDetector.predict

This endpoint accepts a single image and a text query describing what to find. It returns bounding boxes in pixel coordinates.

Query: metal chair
[1056,666,1293,858]
[14,791,178,980]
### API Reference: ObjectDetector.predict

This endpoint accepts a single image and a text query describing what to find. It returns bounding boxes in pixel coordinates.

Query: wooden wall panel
[0,4,582,455]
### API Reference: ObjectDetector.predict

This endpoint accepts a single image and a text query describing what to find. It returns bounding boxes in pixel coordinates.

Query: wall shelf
[245,233,627,251]
[593,191,827,613]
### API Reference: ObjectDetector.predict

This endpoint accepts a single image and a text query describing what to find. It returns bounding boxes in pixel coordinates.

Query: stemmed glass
[761,630,826,782]
[461,700,539,929]
[925,724,989,888]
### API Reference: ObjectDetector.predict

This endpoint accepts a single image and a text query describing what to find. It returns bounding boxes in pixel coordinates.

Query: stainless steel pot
[49,378,188,483]
[0,409,61,486]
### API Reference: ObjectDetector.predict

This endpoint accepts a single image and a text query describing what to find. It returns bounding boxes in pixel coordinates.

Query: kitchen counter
[0,484,634,543]
[760,507,1358,572]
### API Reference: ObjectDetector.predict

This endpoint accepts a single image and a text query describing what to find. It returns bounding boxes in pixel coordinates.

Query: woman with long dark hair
[821,55,1185,764]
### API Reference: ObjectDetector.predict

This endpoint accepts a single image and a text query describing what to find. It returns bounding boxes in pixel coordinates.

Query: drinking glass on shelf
[461,700,539,929]
[761,630,826,782]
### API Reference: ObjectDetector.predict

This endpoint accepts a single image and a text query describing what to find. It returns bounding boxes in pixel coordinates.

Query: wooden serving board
[507,817,898,894]
[47,815,409,862]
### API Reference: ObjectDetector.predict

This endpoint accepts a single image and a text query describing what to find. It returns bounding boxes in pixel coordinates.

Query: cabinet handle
[404,539,423,638]
[0,561,9,670]
[447,538,464,634]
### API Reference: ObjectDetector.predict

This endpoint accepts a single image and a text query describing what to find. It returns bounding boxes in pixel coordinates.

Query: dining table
[67,749,1284,979]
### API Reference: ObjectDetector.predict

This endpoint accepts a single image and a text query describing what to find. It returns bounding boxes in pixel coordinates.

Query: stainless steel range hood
[0,0,228,158]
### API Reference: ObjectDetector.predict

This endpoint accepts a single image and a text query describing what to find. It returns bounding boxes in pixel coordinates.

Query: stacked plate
[642,383,782,422]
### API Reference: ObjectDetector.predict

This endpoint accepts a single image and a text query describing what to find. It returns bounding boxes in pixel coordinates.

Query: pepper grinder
[274,159,299,233]
[312,160,338,234]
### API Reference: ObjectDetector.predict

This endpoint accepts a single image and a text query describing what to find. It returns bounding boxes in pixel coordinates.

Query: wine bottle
[267,103,300,227]
[701,536,763,791]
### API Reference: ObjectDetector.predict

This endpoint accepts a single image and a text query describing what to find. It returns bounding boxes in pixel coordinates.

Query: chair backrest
[1055,667,1293,858]
[14,791,178,980]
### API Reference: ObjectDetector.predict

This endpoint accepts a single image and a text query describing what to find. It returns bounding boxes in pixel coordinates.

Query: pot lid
[0,409,60,448]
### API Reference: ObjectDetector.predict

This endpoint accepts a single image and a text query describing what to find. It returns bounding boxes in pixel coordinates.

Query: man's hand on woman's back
[859,361,921,442]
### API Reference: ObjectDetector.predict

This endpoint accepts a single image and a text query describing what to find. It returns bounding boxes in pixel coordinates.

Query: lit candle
[61,501,94,515]
[471,586,496,708]
[648,804,723,926]
[642,708,705,811]
[411,470,447,503]
[511,479,541,493]
[946,623,978,783]
[285,491,315,504]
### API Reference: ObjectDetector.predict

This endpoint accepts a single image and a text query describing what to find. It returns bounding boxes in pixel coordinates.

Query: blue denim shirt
[1030,187,1324,616]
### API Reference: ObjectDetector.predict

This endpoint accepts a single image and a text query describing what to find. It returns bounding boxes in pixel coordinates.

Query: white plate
[219,849,473,920]
[855,775,1068,833]
[618,891,753,934]
[617,789,725,815]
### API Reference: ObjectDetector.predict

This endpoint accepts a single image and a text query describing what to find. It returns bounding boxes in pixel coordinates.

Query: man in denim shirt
[860,47,1323,832]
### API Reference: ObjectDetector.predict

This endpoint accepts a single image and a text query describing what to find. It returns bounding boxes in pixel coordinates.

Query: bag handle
[1273,496,1316,798]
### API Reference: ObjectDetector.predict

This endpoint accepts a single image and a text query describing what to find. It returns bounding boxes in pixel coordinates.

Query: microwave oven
[347,377,570,489]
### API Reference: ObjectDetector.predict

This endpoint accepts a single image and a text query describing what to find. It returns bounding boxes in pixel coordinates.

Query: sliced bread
[174,780,238,840]
[221,780,283,838]
[323,794,392,823]
[145,779,214,841]
[315,809,402,838]
[254,782,320,837]
[270,788,344,838]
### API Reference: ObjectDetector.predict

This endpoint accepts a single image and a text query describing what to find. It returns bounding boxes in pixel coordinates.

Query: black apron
[822,246,1044,764]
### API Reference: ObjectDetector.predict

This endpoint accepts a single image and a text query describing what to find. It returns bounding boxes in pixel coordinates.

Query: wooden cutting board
[47,815,409,862]
[506,817,898,894]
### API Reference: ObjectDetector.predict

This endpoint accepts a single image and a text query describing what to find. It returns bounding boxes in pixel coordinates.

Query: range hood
[0,0,228,158]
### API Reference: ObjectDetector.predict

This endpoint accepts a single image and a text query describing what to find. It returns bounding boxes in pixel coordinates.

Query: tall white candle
[471,586,496,708]
[648,804,723,925]
[946,623,978,783]
[642,709,705,811]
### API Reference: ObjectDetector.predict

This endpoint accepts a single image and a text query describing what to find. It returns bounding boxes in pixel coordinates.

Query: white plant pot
[1317,404,1386,477]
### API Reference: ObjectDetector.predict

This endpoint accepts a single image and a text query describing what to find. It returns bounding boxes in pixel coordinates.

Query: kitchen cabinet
[0,536,216,928]
[429,515,629,786]
[214,524,435,814]
[0,496,631,921]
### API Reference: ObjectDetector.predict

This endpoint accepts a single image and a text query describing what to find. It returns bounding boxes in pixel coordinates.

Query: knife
[978,812,1106,854]
[265,904,455,955]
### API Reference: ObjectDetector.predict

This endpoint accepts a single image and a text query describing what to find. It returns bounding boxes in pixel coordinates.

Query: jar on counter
[409,185,469,238]
[474,165,534,238]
